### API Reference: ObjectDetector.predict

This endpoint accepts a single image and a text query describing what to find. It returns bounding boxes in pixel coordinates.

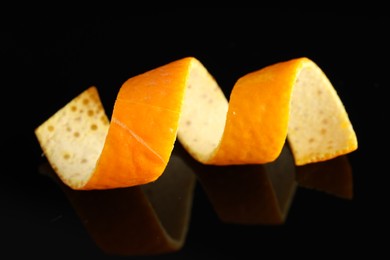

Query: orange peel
[34,56,358,190]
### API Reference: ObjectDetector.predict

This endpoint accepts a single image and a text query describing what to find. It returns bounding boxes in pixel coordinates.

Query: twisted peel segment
[34,56,357,190]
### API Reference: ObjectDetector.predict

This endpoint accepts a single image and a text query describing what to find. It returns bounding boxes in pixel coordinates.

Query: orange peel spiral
[34,56,358,190]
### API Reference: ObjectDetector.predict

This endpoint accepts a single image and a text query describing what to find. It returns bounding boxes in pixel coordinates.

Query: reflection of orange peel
[37,142,353,255]
[34,56,358,190]
[38,146,197,255]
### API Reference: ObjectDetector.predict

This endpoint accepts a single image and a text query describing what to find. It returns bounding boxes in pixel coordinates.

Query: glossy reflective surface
[2,10,386,259]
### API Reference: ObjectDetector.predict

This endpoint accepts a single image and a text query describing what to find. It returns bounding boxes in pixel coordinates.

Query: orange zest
[34,56,358,190]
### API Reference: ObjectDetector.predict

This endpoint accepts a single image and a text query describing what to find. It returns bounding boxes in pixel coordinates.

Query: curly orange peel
[34,56,357,190]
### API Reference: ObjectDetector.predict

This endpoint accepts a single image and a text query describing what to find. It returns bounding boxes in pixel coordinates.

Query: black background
[2,8,388,259]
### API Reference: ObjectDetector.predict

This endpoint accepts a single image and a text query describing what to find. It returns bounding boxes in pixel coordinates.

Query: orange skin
[84,57,306,189]
[44,56,356,190]
[207,58,303,165]
[84,58,192,189]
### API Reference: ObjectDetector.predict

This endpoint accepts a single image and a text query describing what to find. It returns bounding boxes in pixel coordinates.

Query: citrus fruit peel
[34,56,358,190]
